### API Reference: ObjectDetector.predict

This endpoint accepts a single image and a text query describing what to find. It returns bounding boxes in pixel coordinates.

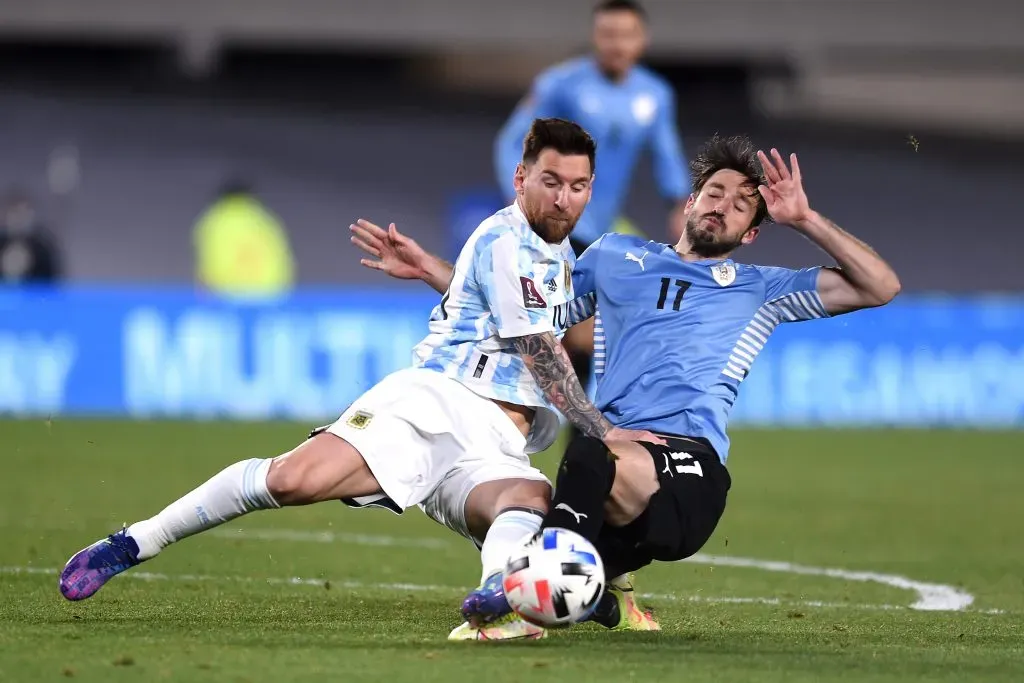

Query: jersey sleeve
[552,235,604,331]
[494,70,566,203]
[570,234,604,296]
[564,293,596,328]
[476,231,555,338]
[650,85,689,202]
[757,265,829,322]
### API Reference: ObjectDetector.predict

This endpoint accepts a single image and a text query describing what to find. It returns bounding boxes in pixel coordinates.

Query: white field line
[209,528,450,549]
[683,554,975,612]
[5,565,992,613]
[205,527,978,613]
[14,530,990,614]
[3,566,1001,615]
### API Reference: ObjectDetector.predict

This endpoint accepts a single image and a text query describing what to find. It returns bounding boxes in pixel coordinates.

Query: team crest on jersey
[520,276,547,308]
[710,262,736,287]
[346,410,373,429]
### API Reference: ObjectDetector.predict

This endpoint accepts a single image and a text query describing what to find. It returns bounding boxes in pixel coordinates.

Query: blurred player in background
[358,135,901,637]
[495,0,690,434]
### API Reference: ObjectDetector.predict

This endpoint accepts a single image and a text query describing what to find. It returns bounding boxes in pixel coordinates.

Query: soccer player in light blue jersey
[360,134,901,636]
[58,118,662,642]
[496,0,691,419]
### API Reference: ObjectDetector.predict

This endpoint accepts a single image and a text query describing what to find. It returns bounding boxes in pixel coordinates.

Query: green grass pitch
[1,419,1022,682]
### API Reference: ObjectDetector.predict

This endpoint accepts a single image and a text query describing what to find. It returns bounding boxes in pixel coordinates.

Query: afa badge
[346,411,373,429]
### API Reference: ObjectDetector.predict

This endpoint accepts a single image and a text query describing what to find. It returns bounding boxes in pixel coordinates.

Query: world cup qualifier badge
[520,276,547,309]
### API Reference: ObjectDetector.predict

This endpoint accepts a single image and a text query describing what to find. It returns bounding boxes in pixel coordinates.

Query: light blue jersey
[413,202,593,452]
[496,57,689,246]
[573,234,829,462]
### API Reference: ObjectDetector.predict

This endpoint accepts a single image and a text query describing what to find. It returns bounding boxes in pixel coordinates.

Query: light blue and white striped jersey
[573,233,829,463]
[412,202,593,453]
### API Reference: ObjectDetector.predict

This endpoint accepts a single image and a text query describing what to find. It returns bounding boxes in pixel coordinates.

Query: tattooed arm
[512,331,612,439]
[511,332,665,445]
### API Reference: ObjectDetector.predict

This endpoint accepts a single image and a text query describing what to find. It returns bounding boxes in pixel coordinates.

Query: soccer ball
[502,527,605,628]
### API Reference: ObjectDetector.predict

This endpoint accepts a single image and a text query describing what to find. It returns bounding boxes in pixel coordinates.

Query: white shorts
[321,367,550,543]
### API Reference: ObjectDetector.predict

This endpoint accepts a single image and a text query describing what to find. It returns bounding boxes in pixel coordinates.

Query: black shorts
[596,434,731,577]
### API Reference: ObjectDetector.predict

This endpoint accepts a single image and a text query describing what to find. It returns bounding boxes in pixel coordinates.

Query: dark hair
[522,118,597,174]
[690,134,769,227]
[593,0,647,21]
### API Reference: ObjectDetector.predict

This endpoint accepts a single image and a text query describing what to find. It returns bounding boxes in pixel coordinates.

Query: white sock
[479,509,543,584]
[126,458,280,561]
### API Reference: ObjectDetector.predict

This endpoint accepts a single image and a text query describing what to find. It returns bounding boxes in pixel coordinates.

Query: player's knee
[603,442,659,526]
[265,454,310,504]
[494,478,551,515]
[466,478,551,535]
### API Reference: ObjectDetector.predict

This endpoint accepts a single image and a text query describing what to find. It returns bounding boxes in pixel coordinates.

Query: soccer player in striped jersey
[57,117,661,642]
[355,134,901,635]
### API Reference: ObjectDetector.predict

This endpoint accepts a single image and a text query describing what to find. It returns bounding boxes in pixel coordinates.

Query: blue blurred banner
[1,286,1022,427]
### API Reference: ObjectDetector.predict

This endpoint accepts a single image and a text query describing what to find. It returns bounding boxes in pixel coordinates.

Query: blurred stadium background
[1,3,1023,680]
[0,0,1022,422]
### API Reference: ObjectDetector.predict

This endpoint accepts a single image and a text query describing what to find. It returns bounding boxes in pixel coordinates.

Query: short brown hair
[522,118,597,175]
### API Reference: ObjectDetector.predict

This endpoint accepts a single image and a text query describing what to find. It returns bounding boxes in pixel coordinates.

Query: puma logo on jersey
[661,453,674,477]
[555,503,588,524]
[625,251,649,271]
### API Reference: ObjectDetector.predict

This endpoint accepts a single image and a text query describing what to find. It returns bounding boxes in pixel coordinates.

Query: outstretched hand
[349,219,429,280]
[756,148,812,226]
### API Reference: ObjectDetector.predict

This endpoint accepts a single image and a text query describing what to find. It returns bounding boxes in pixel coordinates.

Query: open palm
[349,219,428,280]
[757,148,811,226]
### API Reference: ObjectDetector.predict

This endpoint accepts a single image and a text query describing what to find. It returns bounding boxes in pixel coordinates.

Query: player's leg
[452,477,553,641]
[538,434,626,540]
[519,437,662,632]
[638,439,731,566]
[455,434,641,628]
[591,438,732,630]
[416,452,553,640]
[551,438,661,631]
[463,478,551,585]
[59,431,381,601]
[59,367,460,602]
